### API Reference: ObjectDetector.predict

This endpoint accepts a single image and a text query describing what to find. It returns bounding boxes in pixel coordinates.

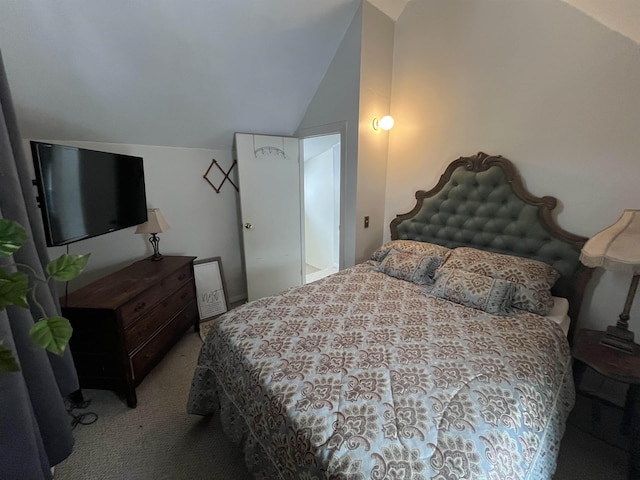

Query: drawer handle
[134,302,146,312]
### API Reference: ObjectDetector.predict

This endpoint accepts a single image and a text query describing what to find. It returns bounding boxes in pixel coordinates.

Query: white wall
[386,0,640,334]
[332,143,341,265]
[304,148,336,270]
[355,1,395,263]
[27,140,246,303]
[297,3,362,268]
[298,1,396,266]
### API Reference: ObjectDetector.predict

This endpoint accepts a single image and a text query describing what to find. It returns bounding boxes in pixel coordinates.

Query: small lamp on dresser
[135,208,170,261]
[580,209,640,353]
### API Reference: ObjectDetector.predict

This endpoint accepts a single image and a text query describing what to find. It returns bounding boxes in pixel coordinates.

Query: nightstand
[572,329,640,480]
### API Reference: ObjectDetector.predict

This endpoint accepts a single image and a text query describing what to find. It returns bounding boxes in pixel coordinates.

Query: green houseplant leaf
[0,219,27,258]
[29,316,73,355]
[0,341,20,372]
[0,269,29,309]
[46,254,91,281]
[0,218,89,370]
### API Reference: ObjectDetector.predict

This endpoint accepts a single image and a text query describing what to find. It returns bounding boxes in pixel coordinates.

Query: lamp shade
[580,209,640,273]
[135,208,170,234]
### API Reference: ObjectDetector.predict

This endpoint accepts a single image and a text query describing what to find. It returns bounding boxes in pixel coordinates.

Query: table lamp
[135,208,170,261]
[580,209,640,353]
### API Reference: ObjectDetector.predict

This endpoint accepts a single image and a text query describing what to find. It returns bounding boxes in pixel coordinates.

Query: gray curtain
[0,50,79,479]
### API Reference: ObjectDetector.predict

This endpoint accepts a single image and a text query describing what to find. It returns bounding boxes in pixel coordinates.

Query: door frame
[298,121,347,271]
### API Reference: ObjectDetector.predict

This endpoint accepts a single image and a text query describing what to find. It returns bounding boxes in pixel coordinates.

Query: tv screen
[31,142,148,247]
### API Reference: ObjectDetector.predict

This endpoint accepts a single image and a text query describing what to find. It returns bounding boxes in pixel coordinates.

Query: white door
[235,133,303,301]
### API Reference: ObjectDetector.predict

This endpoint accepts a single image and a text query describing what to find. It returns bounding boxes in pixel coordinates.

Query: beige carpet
[54,331,252,480]
[54,329,629,480]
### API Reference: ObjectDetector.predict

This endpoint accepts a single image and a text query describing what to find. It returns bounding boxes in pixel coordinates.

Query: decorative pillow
[440,247,560,315]
[431,268,516,315]
[376,249,441,285]
[371,240,451,263]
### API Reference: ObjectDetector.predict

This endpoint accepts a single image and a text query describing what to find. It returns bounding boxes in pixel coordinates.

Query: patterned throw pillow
[440,247,560,315]
[371,240,451,263]
[376,249,441,285]
[431,268,516,315]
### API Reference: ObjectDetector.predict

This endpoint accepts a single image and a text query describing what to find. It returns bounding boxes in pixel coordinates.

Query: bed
[188,152,593,479]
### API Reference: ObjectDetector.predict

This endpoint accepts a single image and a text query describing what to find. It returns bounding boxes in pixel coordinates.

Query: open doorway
[302,134,341,283]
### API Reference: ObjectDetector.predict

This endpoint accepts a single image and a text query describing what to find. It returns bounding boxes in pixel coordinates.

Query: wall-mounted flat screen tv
[31,142,148,247]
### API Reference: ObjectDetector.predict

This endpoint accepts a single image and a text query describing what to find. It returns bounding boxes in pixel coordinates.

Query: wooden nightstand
[572,329,640,480]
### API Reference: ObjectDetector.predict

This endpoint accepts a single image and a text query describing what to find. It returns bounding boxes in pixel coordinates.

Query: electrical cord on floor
[65,397,98,430]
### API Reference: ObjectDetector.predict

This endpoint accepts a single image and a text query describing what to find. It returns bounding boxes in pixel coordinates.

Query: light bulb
[378,115,394,131]
[373,115,395,131]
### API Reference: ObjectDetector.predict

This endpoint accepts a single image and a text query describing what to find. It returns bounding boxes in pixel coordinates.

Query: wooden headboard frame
[390,152,593,340]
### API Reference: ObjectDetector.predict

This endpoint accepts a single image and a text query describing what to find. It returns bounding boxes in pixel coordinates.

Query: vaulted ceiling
[0,0,373,150]
[0,0,635,151]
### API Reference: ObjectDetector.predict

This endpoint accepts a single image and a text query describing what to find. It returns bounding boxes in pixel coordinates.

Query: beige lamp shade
[135,208,170,234]
[580,209,640,273]
[580,209,640,354]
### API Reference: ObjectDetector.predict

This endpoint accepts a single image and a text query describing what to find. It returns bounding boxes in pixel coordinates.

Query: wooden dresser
[62,256,198,407]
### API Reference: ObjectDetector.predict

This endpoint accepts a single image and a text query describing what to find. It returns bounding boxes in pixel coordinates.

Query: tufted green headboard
[390,152,593,338]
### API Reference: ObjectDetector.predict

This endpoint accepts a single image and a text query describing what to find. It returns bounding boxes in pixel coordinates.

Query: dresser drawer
[119,263,193,328]
[130,300,197,382]
[124,282,195,352]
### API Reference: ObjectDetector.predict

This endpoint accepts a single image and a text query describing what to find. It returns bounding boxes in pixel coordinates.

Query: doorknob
[244,223,253,229]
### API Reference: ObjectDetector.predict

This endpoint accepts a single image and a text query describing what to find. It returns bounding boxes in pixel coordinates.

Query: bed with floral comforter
[188,260,574,479]
[188,153,592,479]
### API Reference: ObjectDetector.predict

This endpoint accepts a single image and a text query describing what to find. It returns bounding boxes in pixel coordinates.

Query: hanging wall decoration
[203,158,238,193]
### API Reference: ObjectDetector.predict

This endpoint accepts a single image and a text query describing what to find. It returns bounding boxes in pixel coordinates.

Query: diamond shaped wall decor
[203,159,238,193]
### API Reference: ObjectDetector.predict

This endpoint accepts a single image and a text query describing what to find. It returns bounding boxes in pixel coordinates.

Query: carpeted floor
[54,329,629,480]
[54,331,251,480]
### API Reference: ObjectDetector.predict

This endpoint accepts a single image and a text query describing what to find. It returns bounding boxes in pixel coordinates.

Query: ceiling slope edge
[560,0,640,46]
[366,0,411,21]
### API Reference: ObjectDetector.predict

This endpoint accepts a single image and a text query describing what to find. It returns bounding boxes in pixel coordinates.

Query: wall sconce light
[372,115,394,131]
[135,208,170,261]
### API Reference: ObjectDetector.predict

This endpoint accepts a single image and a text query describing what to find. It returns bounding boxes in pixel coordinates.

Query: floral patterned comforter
[188,262,574,479]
